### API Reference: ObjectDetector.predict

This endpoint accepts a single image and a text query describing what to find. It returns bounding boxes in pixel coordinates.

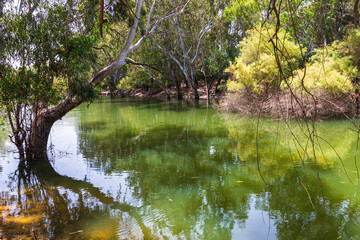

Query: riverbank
[101,83,358,120]
[219,90,357,120]
[100,81,225,100]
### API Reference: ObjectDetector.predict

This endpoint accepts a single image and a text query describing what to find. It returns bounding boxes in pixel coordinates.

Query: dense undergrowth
[223,26,360,119]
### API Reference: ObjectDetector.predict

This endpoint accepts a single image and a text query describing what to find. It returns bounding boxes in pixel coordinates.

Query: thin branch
[126,57,171,98]
[146,0,156,33]
[129,0,191,52]
[125,57,162,73]
[191,23,212,64]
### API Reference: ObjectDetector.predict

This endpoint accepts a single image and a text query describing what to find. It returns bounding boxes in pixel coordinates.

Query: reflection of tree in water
[75,100,360,239]
[268,170,360,240]
[0,159,152,239]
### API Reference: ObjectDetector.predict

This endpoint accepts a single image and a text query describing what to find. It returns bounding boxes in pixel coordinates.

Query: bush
[290,41,358,95]
[226,26,303,93]
[344,28,360,69]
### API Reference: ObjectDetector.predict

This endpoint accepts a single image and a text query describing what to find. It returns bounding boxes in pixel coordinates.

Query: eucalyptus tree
[0,0,190,161]
[150,0,213,100]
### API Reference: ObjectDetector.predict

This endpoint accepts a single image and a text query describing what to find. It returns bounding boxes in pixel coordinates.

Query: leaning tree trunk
[26,98,81,161]
[26,114,56,161]
[23,0,145,161]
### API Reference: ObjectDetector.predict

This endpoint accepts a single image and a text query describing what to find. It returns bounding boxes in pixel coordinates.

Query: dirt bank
[219,90,358,120]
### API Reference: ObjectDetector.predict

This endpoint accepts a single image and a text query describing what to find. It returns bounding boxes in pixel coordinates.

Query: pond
[0,97,360,239]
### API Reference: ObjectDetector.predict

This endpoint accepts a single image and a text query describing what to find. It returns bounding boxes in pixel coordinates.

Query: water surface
[0,97,360,239]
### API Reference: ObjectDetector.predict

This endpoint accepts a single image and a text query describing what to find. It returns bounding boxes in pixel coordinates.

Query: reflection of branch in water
[8,159,154,239]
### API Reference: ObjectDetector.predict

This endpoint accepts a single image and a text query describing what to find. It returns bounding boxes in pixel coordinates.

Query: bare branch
[191,23,212,64]
[129,0,191,52]
[146,0,156,33]
[125,57,162,73]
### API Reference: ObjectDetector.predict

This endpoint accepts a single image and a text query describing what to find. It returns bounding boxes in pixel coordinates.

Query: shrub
[344,28,360,69]
[290,42,358,95]
[226,26,303,93]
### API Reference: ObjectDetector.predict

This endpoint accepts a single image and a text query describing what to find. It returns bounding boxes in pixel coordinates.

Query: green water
[1,97,360,239]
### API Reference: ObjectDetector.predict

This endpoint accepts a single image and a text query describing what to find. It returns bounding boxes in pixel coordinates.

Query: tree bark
[26,98,81,161]
[355,0,360,27]
[26,115,55,161]
[193,87,200,100]
[172,69,183,100]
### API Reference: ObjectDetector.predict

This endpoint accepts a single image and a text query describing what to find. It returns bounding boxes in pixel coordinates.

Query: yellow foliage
[226,26,303,93]
[291,43,357,95]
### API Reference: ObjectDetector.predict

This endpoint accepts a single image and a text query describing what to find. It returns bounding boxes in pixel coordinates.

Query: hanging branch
[100,0,137,38]
[99,0,109,37]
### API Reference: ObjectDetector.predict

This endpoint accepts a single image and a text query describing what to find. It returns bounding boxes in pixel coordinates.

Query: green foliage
[204,46,238,81]
[342,28,360,69]
[226,26,303,93]
[0,1,99,107]
[223,0,264,38]
[281,0,352,48]
[118,68,148,90]
[291,41,358,95]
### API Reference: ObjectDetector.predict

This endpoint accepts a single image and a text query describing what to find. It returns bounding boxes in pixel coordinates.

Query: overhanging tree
[0,0,190,161]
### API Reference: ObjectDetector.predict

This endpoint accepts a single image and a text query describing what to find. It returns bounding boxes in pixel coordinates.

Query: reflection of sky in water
[232,195,277,240]
[48,109,140,206]
[0,154,18,191]
[0,103,275,238]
